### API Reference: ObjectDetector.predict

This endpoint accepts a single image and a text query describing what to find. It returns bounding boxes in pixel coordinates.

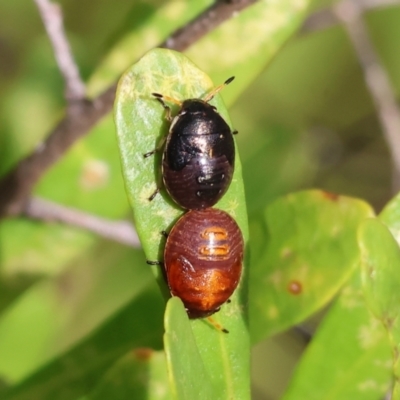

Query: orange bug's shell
[164,208,244,318]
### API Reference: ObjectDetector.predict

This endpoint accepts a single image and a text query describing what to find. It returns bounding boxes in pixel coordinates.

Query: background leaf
[164,298,218,400]
[379,191,400,244]
[281,273,392,400]
[359,218,400,398]
[87,349,171,400]
[249,190,374,343]
[0,242,151,384]
[4,282,164,400]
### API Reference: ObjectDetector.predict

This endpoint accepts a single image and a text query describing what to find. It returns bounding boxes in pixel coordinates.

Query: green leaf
[237,123,316,214]
[0,219,95,281]
[87,349,171,400]
[90,0,313,106]
[379,191,400,245]
[164,298,217,399]
[359,218,400,397]
[4,283,164,400]
[87,0,212,96]
[249,190,375,343]
[186,0,313,100]
[360,218,400,332]
[281,273,392,400]
[114,48,250,399]
[164,297,250,399]
[0,243,151,384]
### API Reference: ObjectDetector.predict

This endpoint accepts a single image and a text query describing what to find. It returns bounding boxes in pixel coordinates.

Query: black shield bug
[144,77,237,210]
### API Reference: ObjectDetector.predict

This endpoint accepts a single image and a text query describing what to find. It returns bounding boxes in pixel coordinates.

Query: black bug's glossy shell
[163,208,244,318]
[162,99,235,209]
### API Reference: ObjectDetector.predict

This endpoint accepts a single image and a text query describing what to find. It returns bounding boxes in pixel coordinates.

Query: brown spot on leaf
[288,280,302,295]
[322,191,340,201]
[133,347,153,361]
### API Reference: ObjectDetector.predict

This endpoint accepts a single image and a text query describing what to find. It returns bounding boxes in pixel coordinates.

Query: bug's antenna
[203,76,235,103]
[152,93,182,107]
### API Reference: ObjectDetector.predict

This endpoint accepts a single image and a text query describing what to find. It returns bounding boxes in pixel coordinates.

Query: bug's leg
[146,162,166,202]
[145,91,181,156]
[203,76,235,103]
[146,260,163,266]
[148,168,166,202]
[143,135,167,158]
[153,94,172,121]
[152,93,182,122]
[144,149,157,158]
[148,188,160,201]
[206,316,229,334]
[232,129,238,135]
[146,229,169,265]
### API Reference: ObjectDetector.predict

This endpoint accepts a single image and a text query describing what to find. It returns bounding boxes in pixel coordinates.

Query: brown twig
[0,85,116,217]
[25,197,140,247]
[34,0,85,101]
[0,0,256,220]
[333,0,400,191]
[159,0,257,50]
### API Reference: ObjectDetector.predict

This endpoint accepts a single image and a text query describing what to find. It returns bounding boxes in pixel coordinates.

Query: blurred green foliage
[1,0,400,399]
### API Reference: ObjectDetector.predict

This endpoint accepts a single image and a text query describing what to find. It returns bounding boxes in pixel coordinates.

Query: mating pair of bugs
[144,77,244,325]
